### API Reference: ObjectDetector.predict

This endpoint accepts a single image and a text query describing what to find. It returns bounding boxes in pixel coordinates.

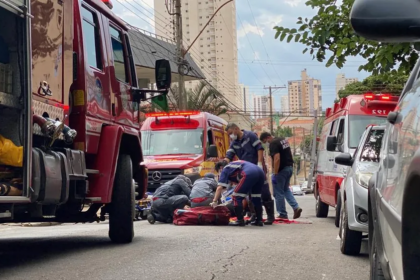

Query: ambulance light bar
[363,93,398,102]
[102,0,113,9]
[145,111,200,118]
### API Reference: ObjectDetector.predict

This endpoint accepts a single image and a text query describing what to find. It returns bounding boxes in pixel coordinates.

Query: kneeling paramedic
[190,173,218,208]
[212,160,265,227]
[147,175,192,224]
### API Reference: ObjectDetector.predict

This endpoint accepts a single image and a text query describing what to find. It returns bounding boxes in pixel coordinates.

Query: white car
[291,185,304,196]
[300,181,312,193]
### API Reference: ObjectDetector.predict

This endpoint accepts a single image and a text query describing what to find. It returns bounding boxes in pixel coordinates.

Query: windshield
[348,115,387,148]
[141,129,204,156]
[360,129,384,163]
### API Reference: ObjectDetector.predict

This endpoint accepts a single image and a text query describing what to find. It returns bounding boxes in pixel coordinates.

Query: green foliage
[273,0,419,75]
[338,72,408,98]
[317,117,324,135]
[300,135,312,155]
[168,81,229,116]
[275,126,293,138]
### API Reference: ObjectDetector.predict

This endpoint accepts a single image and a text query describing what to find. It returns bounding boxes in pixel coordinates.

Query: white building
[280,95,289,114]
[154,0,241,107]
[253,95,271,119]
[336,73,358,99]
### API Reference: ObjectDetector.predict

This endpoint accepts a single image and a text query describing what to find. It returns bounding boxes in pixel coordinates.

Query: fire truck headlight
[184,166,201,175]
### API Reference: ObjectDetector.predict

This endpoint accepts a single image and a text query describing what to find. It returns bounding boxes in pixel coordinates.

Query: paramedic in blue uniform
[223,123,275,225]
[211,160,265,227]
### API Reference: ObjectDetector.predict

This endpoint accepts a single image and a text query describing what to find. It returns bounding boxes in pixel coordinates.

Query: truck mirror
[207,144,218,158]
[350,0,420,43]
[335,153,353,167]
[383,155,396,169]
[155,59,171,90]
[326,136,337,152]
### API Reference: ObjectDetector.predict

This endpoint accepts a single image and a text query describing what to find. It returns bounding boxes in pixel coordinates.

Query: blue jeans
[274,166,299,217]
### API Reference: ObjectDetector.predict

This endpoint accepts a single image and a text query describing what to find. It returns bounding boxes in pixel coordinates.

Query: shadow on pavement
[0,236,138,271]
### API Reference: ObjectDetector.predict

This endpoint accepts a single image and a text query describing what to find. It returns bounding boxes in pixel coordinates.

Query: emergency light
[145,111,200,118]
[363,93,398,102]
[102,0,113,9]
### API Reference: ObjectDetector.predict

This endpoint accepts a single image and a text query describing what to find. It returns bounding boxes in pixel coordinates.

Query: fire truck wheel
[315,188,329,218]
[340,201,362,255]
[335,189,342,227]
[109,154,135,244]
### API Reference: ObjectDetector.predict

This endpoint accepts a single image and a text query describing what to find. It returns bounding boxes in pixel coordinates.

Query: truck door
[80,5,112,121]
[322,119,338,204]
[106,22,138,127]
[327,117,345,205]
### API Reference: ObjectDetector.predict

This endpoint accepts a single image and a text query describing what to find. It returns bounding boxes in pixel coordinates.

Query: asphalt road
[0,195,369,280]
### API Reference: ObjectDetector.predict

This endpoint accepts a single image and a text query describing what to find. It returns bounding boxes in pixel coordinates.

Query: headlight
[355,172,373,188]
[183,166,201,174]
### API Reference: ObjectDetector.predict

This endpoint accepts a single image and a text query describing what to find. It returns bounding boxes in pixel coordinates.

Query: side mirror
[155,59,171,90]
[326,136,337,152]
[207,144,218,158]
[350,0,420,42]
[335,153,353,167]
[383,155,396,169]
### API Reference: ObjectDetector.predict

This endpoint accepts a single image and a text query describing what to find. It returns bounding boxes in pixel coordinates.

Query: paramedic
[260,132,302,220]
[212,160,265,227]
[147,175,192,224]
[190,173,218,208]
[224,123,275,225]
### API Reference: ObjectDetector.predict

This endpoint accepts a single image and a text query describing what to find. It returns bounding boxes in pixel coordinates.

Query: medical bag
[173,206,231,226]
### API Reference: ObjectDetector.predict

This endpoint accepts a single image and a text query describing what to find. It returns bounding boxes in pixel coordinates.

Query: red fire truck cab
[314,94,398,219]
[141,111,230,192]
[0,0,170,243]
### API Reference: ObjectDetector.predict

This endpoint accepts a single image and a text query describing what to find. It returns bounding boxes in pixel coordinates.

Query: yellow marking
[73,90,85,106]
[74,142,85,151]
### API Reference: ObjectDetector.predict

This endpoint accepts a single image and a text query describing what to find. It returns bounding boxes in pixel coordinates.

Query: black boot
[230,204,246,226]
[263,200,275,225]
[250,203,264,227]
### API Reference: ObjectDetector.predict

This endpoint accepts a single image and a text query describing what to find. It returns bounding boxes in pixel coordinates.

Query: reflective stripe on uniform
[241,138,250,147]
[250,194,262,197]
[227,149,236,154]
[264,181,268,184]
[233,145,241,149]
[232,192,247,197]
[218,182,229,187]
[252,140,261,147]
[227,164,242,169]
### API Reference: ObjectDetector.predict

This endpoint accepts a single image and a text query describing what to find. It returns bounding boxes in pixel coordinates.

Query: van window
[110,26,128,83]
[81,7,102,69]
[330,120,338,136]
[348,115,387,148]
[207,130,214,148]
[336,119,345,143]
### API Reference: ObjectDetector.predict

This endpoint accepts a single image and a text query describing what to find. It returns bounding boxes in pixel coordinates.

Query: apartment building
[280,95,289,114]
[253,95,271,119]
[288,69,322,116]
[336,73,358,99]
[154,0,242,107]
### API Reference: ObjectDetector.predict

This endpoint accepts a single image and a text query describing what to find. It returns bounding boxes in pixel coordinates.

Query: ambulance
[314,94,398,222]
[140,111,230,192]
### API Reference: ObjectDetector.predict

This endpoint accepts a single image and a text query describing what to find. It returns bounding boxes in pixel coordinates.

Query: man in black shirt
[260,132,302,219]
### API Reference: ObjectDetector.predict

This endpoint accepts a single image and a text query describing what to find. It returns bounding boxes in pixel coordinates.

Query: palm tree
[168,81,229,116]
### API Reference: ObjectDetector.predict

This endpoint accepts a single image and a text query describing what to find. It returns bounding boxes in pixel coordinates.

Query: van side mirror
[350,0,420,42]
[383,155,395,169]
[207,144,218,158]
[155,59,171,90]
[335,153,353,167]
[326,136,337,152]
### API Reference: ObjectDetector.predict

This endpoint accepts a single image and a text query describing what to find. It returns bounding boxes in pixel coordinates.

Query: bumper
[346,181,368,233]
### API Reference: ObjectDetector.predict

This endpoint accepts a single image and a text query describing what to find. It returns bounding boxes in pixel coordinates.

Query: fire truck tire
[109,154,135,244]
[315,188,329,218]
[340,201,362,255]
[335,189,342,227]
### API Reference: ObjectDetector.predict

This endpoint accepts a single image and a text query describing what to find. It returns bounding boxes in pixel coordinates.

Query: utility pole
[303,128,307,180]
[243,87,247,113]
[264,85,286,135]
[293,127,297,185]
[307,109,318,192]
[175,0,186,110]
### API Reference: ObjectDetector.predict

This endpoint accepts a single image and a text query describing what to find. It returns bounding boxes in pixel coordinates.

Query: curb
[1,222,62,227]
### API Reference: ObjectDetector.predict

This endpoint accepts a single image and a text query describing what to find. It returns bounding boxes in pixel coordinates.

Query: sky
[112,0,370,111]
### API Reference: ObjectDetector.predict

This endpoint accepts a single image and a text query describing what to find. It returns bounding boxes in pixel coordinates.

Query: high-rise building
[336,73,358,99]
[288,69,322,116]
[154,0,241,107]
[253,95,271,119]
[280,95,289,114]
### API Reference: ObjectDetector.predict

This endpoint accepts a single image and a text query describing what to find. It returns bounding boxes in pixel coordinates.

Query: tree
[338,72,408,98]
[275,126,293,138]
[168,81,229,116]
[300,135,312,156]
[317,117,324,135]
[273,0,419,75]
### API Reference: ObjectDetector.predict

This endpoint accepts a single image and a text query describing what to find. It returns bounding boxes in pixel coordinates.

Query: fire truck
[314,94,398,225]
[0,0,170,243]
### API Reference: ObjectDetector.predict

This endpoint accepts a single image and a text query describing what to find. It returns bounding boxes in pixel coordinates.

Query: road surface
[0,195,368,280]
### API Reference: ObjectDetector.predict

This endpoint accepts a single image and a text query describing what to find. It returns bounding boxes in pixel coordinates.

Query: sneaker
[293,207,302,219]
[277,215,288,220]
[229,220,246,226]
[147,214,156,224]
[250,220,264,227]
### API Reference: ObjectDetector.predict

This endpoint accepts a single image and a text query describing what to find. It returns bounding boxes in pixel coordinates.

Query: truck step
[0,211,12,218]
[85,197,101,201]
[86,169,100,174]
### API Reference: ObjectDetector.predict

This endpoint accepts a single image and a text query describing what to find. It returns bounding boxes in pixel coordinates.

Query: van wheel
[340,201,362,255]
[109,154,135,244]
[315,189,329,218]
[335,189,341,227]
